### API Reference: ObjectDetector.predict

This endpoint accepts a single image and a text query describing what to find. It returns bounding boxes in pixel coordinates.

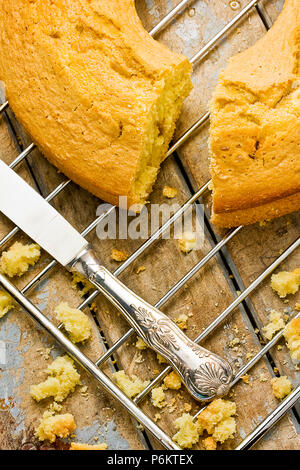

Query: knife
[0,159,232,401]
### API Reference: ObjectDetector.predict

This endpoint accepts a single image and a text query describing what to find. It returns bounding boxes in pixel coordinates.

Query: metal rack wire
[0,0,299,450]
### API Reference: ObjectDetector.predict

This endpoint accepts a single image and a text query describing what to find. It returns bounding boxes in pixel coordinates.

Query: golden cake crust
[0,0,192,206]
[210,0,300,227]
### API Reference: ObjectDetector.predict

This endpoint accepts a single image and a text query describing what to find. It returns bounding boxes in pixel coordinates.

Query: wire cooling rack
[0,0,299,451]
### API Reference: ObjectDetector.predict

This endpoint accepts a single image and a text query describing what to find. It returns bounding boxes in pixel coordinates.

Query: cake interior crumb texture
[55,302,92,343]
[70,442,108,450]
[209,0,300,227]
[173,413,200,449]
[271,376,293,399]
[0,290,15,319]
[163,371,182,390]
[173,399,237,449]
[35,411,76,443]
[0,0,192,207]
[0,242,40,277]
[178,232,197,253]
[284,317,300,360]
[151,386,167,409]
[30,355,81,402]
[262,310,285,341]
[197,399,236,444]
[271,269,300,298]
[112,370,149,399]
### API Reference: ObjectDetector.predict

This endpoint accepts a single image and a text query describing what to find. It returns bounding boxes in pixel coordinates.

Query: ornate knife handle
[68,246,233,402]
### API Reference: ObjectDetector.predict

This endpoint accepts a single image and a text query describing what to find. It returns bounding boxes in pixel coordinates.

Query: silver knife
[0,159,232,401]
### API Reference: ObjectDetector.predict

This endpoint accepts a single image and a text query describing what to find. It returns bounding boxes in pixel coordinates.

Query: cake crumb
[175,313,188,330]
[0,290,15,319]
[35,411,76,443]
[271,269,300,298]
[197,399,237,443]
[164,371,182,390]
[151,386,166,409]
[262,310,285,340]
[173,413,200,449]
[183,403,192,412]
[30,355,81,402]
[135,337,147,350]
[55,302,91,343]
[112,370,149,399]
[0,242,40,277]
[163,186,178,199]
[154,413,161,422]
[136,266,146,274]
[271,376,292,399]
[71,272,94,297]
[202,436,217,451]
[241,374,250,384]
[283,318,300,360]
[178,232,196,253]
[229,337,240,348]
[70,442,107,450]
[157,353,167,364]
[111,249,128,262]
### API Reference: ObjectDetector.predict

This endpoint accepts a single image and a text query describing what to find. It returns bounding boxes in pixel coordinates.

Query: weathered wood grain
[0,0,299,451]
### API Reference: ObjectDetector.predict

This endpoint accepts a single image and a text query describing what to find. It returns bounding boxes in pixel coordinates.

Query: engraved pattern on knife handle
[68,246,233,401]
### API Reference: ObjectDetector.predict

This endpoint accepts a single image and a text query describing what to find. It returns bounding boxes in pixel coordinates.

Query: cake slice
[209,0,300,227]
[0,0,192,207]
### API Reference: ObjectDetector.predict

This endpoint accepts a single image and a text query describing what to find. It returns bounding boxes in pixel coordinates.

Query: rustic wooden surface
[0,0,299,450]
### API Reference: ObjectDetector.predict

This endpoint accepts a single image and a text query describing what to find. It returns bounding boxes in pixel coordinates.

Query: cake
[209,0,300,227]
[0,290,15,319]
[173,413,200,449]
[0,0,192,207]
[55,302,92,343]
[70,442,107,450]
[0,242,40,278]
[35,411,76,443]
[284,317,300,360]
[262,310,286,341]
[271,376,293,399]
[271,268,300,298]
[151,386,167,409]
[112,370,149,399]
[30,355,81,403]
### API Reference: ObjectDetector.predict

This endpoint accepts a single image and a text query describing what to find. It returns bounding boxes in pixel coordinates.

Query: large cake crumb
[112,370,149,399]
[198,399,237,444]
[0,290,15,319]
[35,411,76,443]
[164,371,181,390]
[173,413,200,449]
[284,317,300,360]
[151,386,166,408]
[70,442,107,450]
[0,242,40,277]
[271,269,300,298]
[31,355,81,402]
[262,310,285,340]
[55,302,91,343]
[271,376,292,399]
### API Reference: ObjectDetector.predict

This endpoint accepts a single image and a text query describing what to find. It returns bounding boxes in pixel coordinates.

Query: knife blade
[0,159,87,266]
[0,160,233,401]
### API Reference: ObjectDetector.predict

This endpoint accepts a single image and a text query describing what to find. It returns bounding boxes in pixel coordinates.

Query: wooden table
[0,0,299,450]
